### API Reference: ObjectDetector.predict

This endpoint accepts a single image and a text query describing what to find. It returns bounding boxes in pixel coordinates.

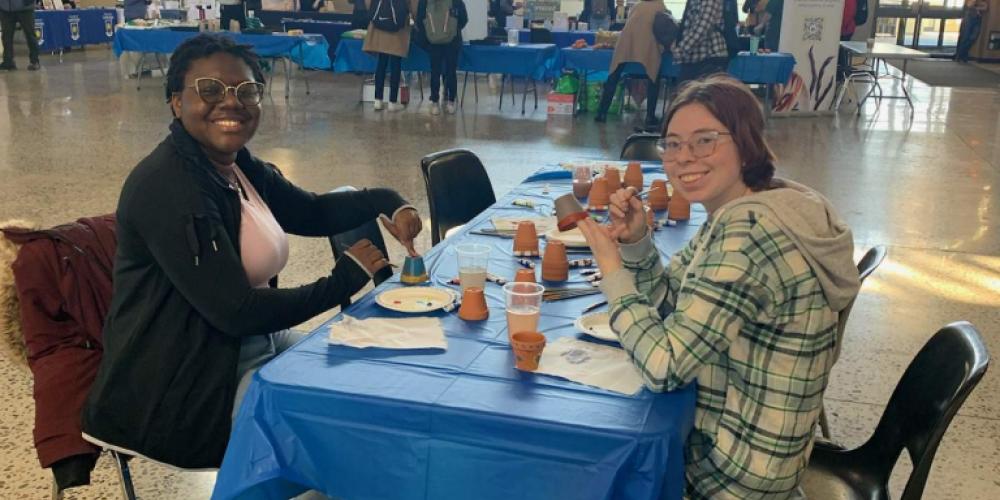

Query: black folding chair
[419,149,496,246]
[818,245,888,439]
[801,321,990,500]
[619,132,662,162]
[327,187,393,307]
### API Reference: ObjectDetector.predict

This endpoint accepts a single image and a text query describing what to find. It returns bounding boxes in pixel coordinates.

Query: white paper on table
[491,215,557,234]
[327,316,447,350]
[535,337,644,395]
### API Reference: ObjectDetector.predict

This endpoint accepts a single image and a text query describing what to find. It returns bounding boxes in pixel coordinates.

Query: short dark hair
[663,75,776,190]
[164,34,266,103]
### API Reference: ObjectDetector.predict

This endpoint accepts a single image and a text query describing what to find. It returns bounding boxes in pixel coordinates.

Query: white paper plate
[544,227,589,248]
[376,287,457,313]
[574,312,618,342]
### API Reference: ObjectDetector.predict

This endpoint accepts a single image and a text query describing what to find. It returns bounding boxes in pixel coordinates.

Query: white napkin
[327,316,447,350]
[535,337,644,395]
[491,215,557,234]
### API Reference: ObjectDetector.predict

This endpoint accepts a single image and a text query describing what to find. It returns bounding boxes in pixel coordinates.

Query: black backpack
[718,0,740,58]
[855,0,869,26]
[371,0,409,32]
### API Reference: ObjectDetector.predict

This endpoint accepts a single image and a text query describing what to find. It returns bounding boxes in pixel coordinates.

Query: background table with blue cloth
[282,19,352,63]
[518,29,596,48]
[113,28,330,98]
[213,165,702,500]
[33,9,117,53]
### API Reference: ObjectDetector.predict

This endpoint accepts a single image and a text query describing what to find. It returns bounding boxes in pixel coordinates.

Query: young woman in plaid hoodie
[578,76,861,498]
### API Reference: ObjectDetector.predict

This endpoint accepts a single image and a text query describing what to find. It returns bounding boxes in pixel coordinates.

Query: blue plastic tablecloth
[112,28,332,70]
[518,29,596,48]
[334,39,558,81]
[282,19,352,62]
[554,48,795,84]
[34,9,116,52]
[212,167,702,500]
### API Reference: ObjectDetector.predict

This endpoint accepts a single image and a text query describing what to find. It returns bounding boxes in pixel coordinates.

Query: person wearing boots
[0,0,41,71]
[594,0,674,129]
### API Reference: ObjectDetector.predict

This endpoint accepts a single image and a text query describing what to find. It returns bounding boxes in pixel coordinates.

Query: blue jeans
[233,329,307,418]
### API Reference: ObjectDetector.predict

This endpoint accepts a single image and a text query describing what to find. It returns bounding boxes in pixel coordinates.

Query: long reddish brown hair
[663,75,776,190]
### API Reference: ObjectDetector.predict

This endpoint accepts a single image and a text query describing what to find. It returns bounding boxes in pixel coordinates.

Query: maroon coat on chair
[2,215,116,469]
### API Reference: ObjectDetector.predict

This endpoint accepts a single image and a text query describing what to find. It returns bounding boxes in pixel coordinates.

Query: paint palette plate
[574,312,617,342]
[376,287,457,314]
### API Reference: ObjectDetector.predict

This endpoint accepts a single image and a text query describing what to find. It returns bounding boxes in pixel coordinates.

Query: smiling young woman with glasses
[81,34,424,469]
[577,75,861,498]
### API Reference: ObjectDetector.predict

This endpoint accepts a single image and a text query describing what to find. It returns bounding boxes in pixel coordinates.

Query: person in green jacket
[578,75,861,498]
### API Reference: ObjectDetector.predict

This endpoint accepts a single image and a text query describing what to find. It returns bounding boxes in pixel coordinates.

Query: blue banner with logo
[34,9,117,52]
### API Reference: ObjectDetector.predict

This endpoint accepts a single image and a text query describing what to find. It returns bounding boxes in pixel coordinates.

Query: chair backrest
[619,132,662,162]
[419,149,496,246]
[836,245,887,340]
[327,187,393,297]
[529,28,553,43]
[859,321,990,500]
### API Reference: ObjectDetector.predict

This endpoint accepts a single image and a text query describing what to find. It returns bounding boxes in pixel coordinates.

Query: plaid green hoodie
[600,179,860,499]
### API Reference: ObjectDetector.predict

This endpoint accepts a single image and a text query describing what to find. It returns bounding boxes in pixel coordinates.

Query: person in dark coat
[80,34,423,469]
[0,0,41,70]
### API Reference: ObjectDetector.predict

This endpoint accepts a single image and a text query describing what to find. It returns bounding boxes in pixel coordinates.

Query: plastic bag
[555,72,580,95]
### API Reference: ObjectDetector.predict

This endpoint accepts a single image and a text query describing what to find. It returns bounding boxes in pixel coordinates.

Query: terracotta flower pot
[667,189,691,221]
[511,331,546,371]
[604,166,622,193]
[541,241,569,282]
[458,287,489,321]
[400,255,429,285]
[648,179,670,211]
[514,268,537,283]
[513,221,540,256]
[554,193,588,232]
[623,161,643,191]
[588,177,610,210]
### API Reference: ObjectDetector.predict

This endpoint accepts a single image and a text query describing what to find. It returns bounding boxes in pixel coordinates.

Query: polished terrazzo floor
[0,47,998,499]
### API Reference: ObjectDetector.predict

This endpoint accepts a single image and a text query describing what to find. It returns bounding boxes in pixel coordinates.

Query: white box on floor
[547,92,575,115]
[362,79,410,104]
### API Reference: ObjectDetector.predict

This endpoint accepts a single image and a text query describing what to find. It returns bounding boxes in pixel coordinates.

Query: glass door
[874,0,965,52]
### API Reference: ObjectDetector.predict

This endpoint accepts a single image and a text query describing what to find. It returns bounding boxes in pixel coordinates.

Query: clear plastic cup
[456,243,491,292]
[503,282,545,339]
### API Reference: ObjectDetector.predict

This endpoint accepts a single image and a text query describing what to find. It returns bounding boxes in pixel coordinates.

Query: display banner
[773,0,844,114]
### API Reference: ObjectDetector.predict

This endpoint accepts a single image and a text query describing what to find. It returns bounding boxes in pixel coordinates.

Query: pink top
[216,163,289,288]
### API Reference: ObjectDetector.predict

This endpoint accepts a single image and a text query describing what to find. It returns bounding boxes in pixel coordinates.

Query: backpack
[424,0,459,44]
[652,11,680,50]
[718,0,740,58]
[855,0,869,26]
[371,0,409,32]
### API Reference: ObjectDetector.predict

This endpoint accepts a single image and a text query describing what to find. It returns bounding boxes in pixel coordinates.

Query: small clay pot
[667,189,691,221]
[513,221,540,256]
[588,177,611,210]
[604,166,622,193]
[623,161,643,191]
[400,255,429,285]
[541,241,569,282]
[511,331,546,371]
[554,193,588,232]
[514,268,537,283]
[648,179,670,211]
[458,287,489,321]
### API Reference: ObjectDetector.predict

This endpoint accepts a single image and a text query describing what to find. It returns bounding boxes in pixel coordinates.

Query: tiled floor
[1,47,998,499]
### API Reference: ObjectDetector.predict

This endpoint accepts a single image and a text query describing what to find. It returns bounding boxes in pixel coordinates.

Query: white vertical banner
[774,0,844,114]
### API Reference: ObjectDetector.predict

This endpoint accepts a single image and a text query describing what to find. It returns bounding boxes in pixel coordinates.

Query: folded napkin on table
[534,337,644,395]
[491,215,557,233]
[327,316,447,350]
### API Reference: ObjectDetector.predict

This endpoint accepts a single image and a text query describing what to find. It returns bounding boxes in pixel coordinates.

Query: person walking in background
[0,0,41,71]
[955,0,988,62]
[673,0,729,83]
[417,0,467,115]
[364,0,418,111]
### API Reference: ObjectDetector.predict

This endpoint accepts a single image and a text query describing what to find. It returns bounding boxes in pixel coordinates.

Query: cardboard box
[546,92,575,115]
[362,79,411,104]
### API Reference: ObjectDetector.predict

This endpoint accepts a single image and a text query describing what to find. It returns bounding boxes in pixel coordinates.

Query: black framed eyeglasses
[656,131,732,161]
[186,77,265,106]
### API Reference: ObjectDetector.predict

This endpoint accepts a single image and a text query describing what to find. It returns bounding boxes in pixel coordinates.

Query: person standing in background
[0,0,41,70]
[364,0,418,111]
[417,0,468,115]
[673,0,728,83]
[219,0,246,32]
[955,0,988,62]
[582,0,613,30]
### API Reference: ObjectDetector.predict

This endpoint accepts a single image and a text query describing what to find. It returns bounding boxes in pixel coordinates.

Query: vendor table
[213,165,702,500]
